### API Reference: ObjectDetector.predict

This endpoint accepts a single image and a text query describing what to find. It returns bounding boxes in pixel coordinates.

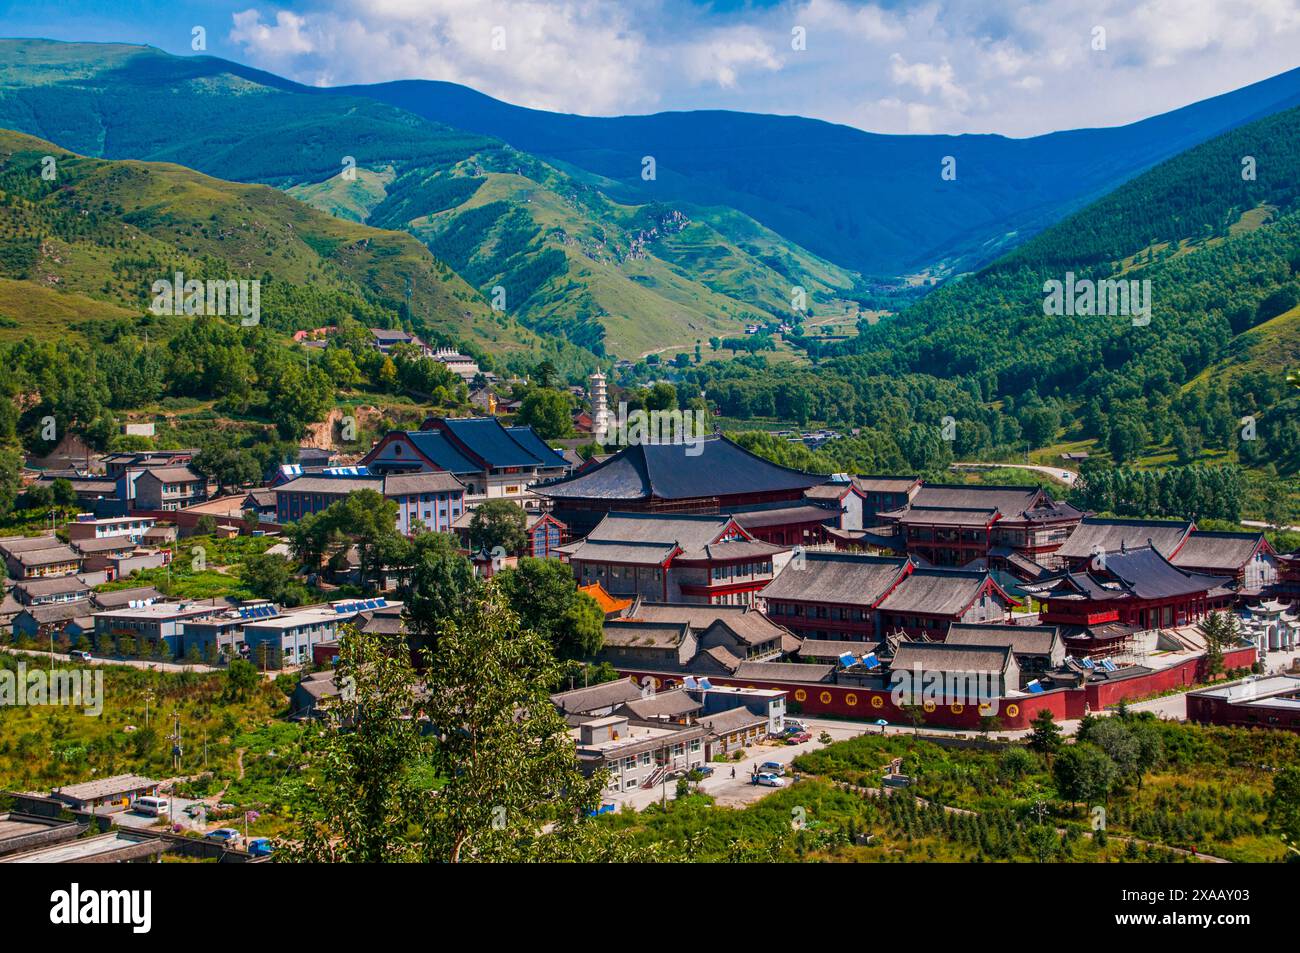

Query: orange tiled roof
[579,582,632,615]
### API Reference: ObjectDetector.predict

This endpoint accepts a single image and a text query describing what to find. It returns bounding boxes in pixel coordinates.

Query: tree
[1197,611,1235,678]
[239,553,296,604]
[192,446,261,492]
[1052,743,1116,809]
[495,557,604,660]
[1028,709,1063,756]
[280,623,431,862]
[50,477,78,508]
[194,514,219,537]
[467,499,528,555]
[1088,718,1141,784]
[1269,765,1300,862]
[516,387,573,439]
[402,533,480,654]
[417,584,643,862]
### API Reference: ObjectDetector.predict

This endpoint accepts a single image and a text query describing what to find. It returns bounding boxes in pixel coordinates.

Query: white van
[133,796,169,817]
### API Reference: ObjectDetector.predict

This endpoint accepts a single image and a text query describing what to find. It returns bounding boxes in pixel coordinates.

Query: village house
[49,775,162,813]
[1187,675,1300,733]
[132,466,211,511]
[11,600,95,643]
[92,599,229,656]
[2,537,82,580]
[572,715,709,793]
[274,470,466,534]
[63,514,157,542]
[361,416,569,504]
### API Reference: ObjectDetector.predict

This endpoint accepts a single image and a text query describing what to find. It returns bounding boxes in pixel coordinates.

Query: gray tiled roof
[732,661,836,683]
[1170,531,1268,573]
[551,677,645,714]
[760,552,910,607]
[945,623,1060,656]
[1056,517,1194,560]
[890,641,1013,674]
[877,568,998,616]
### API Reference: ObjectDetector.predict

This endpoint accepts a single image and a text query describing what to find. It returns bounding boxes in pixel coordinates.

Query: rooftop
[534,435,824,501]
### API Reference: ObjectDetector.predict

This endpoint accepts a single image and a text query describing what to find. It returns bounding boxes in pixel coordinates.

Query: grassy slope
[0,127,541,353]
[0,40,864,360]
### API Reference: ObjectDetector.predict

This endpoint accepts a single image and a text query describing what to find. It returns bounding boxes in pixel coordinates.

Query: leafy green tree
[239,552,296,604]
[1269,765,1300,862]
[467,499,528,555]
[495,557,604,660]
[1028,709,1063,756]
[402,533,480,653]
[516,387,573,439]
[418,584,641,862]
[280,623,431,862]
[1052,743,1116,809]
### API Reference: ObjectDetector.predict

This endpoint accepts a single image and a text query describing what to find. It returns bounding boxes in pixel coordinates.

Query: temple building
[562,511,789,605]
[759,551,1019,642]
[1169,531,1277,592]
[1022,545,1232,658]
[360,416,570,503]
[533,436,827,538]
[274,471,466,534]
[875,483,1083,576]
[760,552,911,642]
[1054,517,1195,569]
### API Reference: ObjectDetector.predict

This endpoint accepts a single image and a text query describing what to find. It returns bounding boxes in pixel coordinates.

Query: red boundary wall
[615,646,1257,731]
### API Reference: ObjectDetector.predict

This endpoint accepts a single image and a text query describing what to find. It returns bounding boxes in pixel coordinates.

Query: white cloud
[222,0,1300,135]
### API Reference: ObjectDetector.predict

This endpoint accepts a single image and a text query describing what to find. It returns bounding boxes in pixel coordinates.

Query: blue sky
[3,0,1299,136]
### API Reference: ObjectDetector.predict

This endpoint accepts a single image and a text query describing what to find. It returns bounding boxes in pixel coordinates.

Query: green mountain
[0,39,864,359]
[824,104,1300,473]
[0,126,548,361]
[344,65,1300,278]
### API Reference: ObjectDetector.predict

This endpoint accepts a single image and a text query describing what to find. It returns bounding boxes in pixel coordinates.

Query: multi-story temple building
[533,436,827,538]
[562,511,789,606]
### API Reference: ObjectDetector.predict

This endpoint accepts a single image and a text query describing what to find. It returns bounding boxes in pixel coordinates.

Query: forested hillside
[805,104,1300,475]
[0,39,864,359]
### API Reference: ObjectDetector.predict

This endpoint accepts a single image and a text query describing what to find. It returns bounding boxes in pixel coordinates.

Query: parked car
[586,803,616,817]
[784,719,808,733]
[68,650,92,662]
[754,773,786,788]
[759,761,787,776]
[694,765,715,779]
[785,732,813,745]
[205,828,241,845]
[246,838,274,857]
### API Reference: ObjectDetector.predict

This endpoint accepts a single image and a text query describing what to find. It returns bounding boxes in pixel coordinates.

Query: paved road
[1,645,219,674]
[952,462,1078,486]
